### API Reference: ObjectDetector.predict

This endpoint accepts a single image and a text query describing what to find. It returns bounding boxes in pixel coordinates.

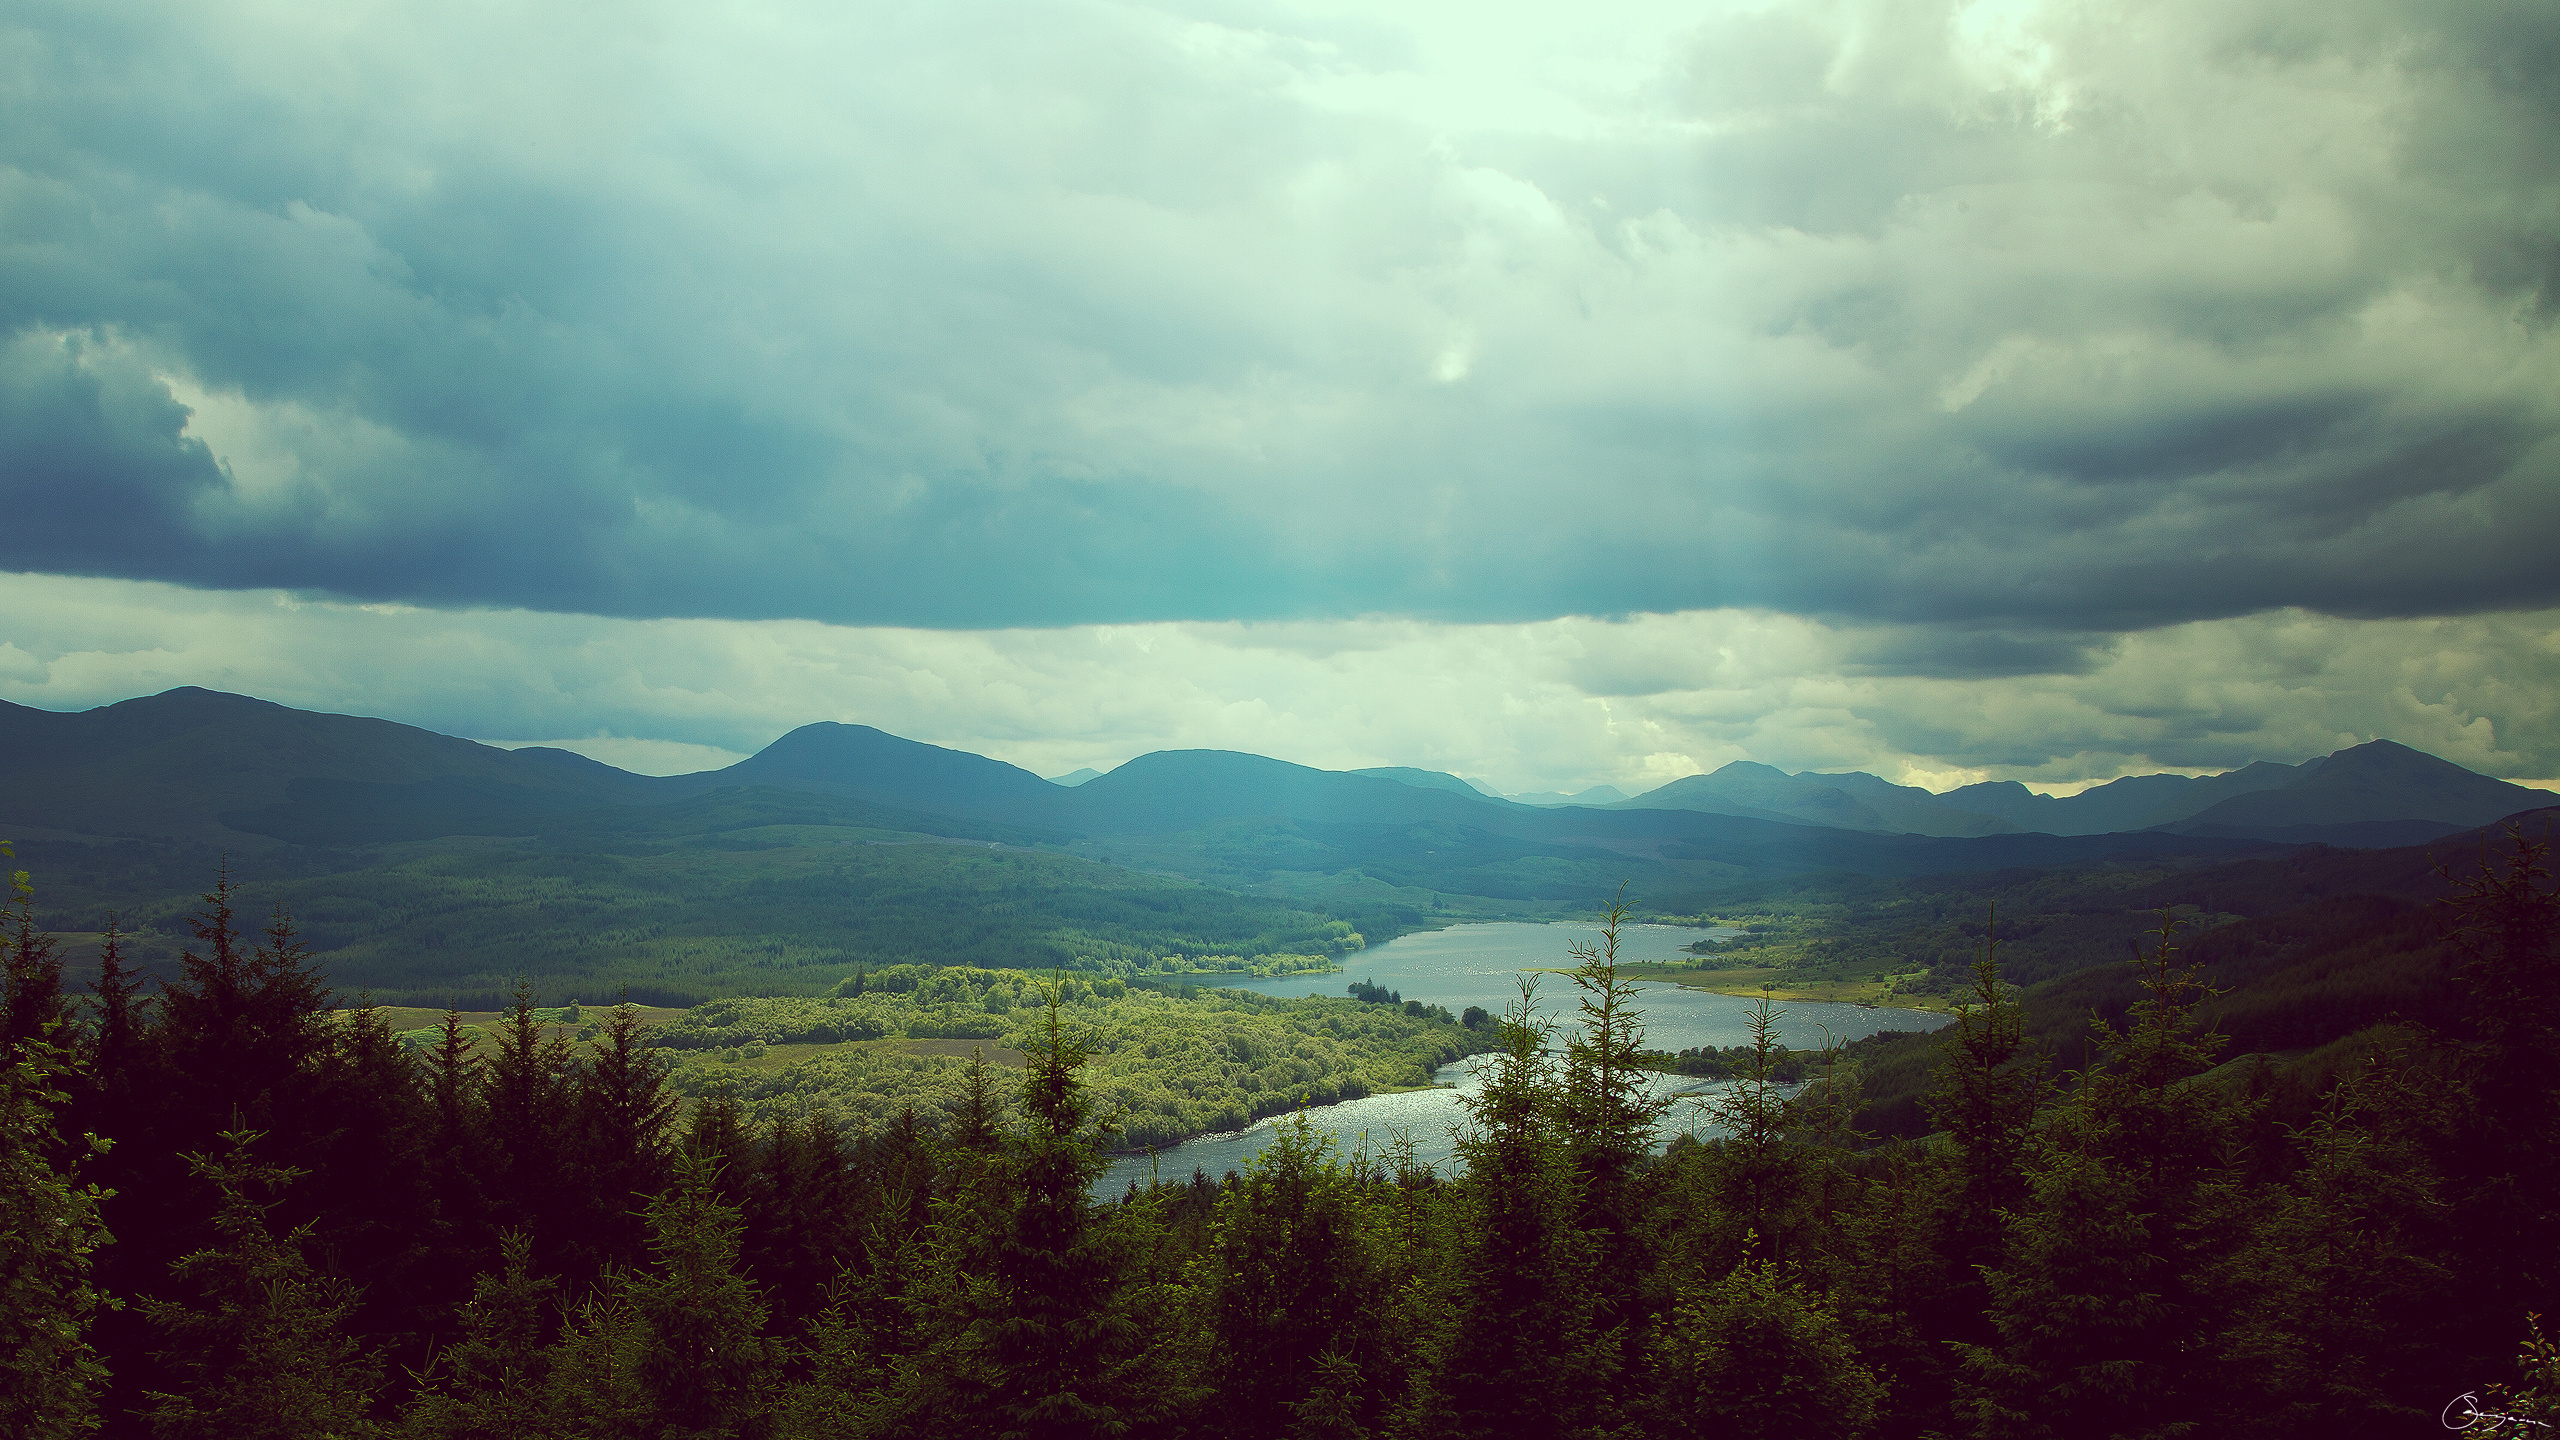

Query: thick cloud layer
[5,575,2554,793]
[4,0,2554,630]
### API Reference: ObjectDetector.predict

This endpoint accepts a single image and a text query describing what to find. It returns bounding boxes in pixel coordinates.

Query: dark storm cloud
[2,0,2555,632]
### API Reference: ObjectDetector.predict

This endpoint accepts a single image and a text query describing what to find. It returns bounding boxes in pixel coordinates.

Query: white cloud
[2,0,2552,628]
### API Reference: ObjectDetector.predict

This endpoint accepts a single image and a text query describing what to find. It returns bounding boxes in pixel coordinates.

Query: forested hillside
[12,811,1374,1007]
[1779,812,2560,1140]
[3,849,2554,1437]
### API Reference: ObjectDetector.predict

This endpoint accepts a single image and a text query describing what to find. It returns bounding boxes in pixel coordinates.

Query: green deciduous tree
[0,854,117,1440]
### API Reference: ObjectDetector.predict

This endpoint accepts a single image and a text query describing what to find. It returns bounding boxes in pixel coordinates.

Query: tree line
[2,842,2556,1438]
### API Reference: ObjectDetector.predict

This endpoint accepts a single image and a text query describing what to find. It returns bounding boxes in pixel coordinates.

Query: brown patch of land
[330,1003,693,1057]
[1618,962,1960,1014]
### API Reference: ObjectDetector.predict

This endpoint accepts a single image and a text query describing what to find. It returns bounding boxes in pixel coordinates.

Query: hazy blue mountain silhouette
[1615,762,2019,837]
[1350,766,1504,799]
[7,690,2544,871]
[0,687,646,844]
[1943,760,2308,834]
[1067,751,1504,834]
[2160,739,2548,839]
[1505,784,1628,807]
[692,721,1067,823]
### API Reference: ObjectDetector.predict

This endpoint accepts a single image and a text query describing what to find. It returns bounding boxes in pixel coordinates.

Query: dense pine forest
[3,836,2557,1439]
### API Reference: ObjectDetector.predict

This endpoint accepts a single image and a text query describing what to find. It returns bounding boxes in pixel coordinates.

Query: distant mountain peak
[1350,766,1504,800]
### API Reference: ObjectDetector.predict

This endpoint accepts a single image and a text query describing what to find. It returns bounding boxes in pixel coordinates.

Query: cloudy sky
[4,0,2556,792]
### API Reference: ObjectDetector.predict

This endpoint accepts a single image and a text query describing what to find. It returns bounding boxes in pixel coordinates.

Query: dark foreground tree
[138,1128,380,1440]
[1957,913,2254,1437]
[1199,1114,1395,1439]
[397,1232,557,1440]
[1641,1244,1884,1440]
[0,844,116,1440]
[1410,978,1592,1440]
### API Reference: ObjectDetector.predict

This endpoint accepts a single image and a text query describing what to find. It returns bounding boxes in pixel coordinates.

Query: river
[1096,921,1950,1195]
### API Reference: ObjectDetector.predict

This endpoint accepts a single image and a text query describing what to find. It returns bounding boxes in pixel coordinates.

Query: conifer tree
[1557,890,1672,1427]
[0,851,117,1440]
[2434,824,2560,1370]
[304,999,444,1361]
[398,1232,558,1440]
[981,984,1143,1438]
[2209,1039,2450,1436]
[1956,912,2255,1437]
[814,1105,938,1412]
[684,1079,755,1211]
[1907,902,2053,1409]
[138,1128,381,1440]
[428,1006,479,1155]
[155,883,335,1153]
[420,1006,491,1289]
[1923,906,2049,1253]
[894,983,1154,1439]
[82,918,148,1099]
[947,1047,1006,1156]
[479,982,574,1248]
[575,1000,678,1276]
[1639,1242,1884,1440]
[625,1152,776,1440]
[1413,977,1590,1440]
[547,1267,651,1440]
[1693,998,1815,1269]
[743,1111,855,1326]
[1200,1114,1393,1439]
[1562,889,1672,1184]
[4,882,70,1058]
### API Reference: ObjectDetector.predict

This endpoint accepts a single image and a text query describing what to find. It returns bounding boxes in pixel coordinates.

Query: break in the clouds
[3,0,2555,631]
[4,575,2555,794]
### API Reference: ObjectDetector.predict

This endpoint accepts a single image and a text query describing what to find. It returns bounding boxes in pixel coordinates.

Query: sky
[3,0,2556,793]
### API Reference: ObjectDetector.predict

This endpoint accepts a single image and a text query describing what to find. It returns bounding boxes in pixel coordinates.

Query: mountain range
[3,688,2547,861]
[6,686,2555,1007]
[1594,744,2544,846]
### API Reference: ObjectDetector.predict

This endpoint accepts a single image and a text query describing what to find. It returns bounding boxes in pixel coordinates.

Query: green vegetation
[652,974,1492,1151]
[5,817,2558,1437]
[21,823,1373,1007]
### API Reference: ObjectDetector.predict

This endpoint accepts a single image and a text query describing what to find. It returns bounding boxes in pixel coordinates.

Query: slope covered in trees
[1,841,2554,1437]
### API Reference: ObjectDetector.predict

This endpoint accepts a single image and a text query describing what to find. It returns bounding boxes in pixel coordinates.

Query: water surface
[1101,921,1950,1194]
